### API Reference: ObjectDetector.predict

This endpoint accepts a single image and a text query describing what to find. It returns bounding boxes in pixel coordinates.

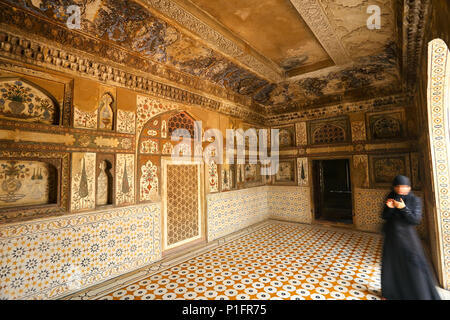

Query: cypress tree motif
[121,159,130,194]
[300,161,305,180]
[79,157,89,198]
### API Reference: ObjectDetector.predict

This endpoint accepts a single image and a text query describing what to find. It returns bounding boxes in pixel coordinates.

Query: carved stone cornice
[0,1,277,112]
[0,28,266,125]
[265,93,409,126]
[138,0,283,82]
[402,0,431,90]
[288,0,351,66]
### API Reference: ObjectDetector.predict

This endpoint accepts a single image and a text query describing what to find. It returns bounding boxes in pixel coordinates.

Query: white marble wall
[206,186,313,241]
[268,186,312,224]
[206,186,270,241]
[0,203,161,300]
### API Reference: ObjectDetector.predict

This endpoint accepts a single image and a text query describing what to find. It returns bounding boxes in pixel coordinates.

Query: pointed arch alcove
[0,77,61,125]
[137,110,205,255]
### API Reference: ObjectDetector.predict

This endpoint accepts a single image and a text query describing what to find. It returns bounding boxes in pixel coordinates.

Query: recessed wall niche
[369,153,411,188]
[221,164,236,191]
[0,160,57,208]
[308,117,350,145]
[366,110,405,140]
[274,159,297,185]
[0,78,60,125]
[0,150,70,224]
[98,93,115,131]
[96,154,115,207]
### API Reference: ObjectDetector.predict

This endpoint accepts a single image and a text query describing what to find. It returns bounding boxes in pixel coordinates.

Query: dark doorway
[313,159,353,224]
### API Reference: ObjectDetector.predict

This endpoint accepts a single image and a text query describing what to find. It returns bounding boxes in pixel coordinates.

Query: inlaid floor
[76,221,383,300]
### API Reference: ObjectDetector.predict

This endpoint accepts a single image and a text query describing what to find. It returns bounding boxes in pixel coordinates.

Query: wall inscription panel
[369,154,411,188]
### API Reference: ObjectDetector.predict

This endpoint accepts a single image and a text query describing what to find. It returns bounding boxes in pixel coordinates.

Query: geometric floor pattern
[95,222,383,300]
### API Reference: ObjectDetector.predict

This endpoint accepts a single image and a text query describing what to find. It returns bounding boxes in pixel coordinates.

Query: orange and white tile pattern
[96,222,383,300]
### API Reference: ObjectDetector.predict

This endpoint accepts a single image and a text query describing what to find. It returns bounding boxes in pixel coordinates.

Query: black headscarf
[392,175,411,187]
[390,175,413,201]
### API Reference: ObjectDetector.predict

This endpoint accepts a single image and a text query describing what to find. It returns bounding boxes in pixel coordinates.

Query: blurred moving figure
[381,175,441,300]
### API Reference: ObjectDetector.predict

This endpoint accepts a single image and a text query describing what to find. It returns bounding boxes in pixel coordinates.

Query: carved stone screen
[165,164,200,248]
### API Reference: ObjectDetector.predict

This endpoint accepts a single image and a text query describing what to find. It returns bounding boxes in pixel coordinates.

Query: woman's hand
[386,199,395,208]
[393,198,406,209]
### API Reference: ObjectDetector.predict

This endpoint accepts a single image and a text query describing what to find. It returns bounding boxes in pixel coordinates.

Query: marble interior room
[0,0,448,300]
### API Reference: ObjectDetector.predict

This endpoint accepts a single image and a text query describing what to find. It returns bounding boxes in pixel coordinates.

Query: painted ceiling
[3,0,401,116]
[184,0,332,74]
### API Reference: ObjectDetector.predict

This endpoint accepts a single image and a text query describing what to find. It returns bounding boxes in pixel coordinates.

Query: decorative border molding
[427,38,450,289]
[139,0,282,82]
[289,0,350,65]
[402,0,431,90]
[0,26,265,125]
[0,120,135,153]
[265,94,409,126]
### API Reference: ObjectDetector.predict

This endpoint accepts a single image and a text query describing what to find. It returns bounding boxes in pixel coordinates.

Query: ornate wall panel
[0,203,161,300]
[136,96,179,138]
[117,110,136,135]
[351,121,367,142]
[0,78,59,125]
[273,125,295,148]
[0,150,69,223]
[70,153,96,212]
[295,122,307,146]
[297,158,309,187]
[221,164,235,192]
[74,107,97,129]
[369,154,411,188]
[308,117,349,145]
[274,159,297,185]
[116,154,135,206]
[353,155,369,188]
[0,120,135,153]
[366,110,405,140]
[207,160,219,193]
[0,160,56,208]
[139,159,159,202]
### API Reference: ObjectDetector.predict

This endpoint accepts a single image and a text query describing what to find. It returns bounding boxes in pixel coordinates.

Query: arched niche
[137,110,200,203]
[0,160,58,209]
[312,123,346,144]
[96,159,114,207]
[0,77,60,125]
[98,92,115,130]
[371,116,402,139]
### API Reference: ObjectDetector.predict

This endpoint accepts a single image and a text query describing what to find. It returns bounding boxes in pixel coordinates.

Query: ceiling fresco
[318,0,396,58]
[267,41,400,113]
[2,0,403,116]
[185,0,332,72]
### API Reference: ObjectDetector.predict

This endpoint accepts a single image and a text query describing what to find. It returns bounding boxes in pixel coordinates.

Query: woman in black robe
[381,175,441,300]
